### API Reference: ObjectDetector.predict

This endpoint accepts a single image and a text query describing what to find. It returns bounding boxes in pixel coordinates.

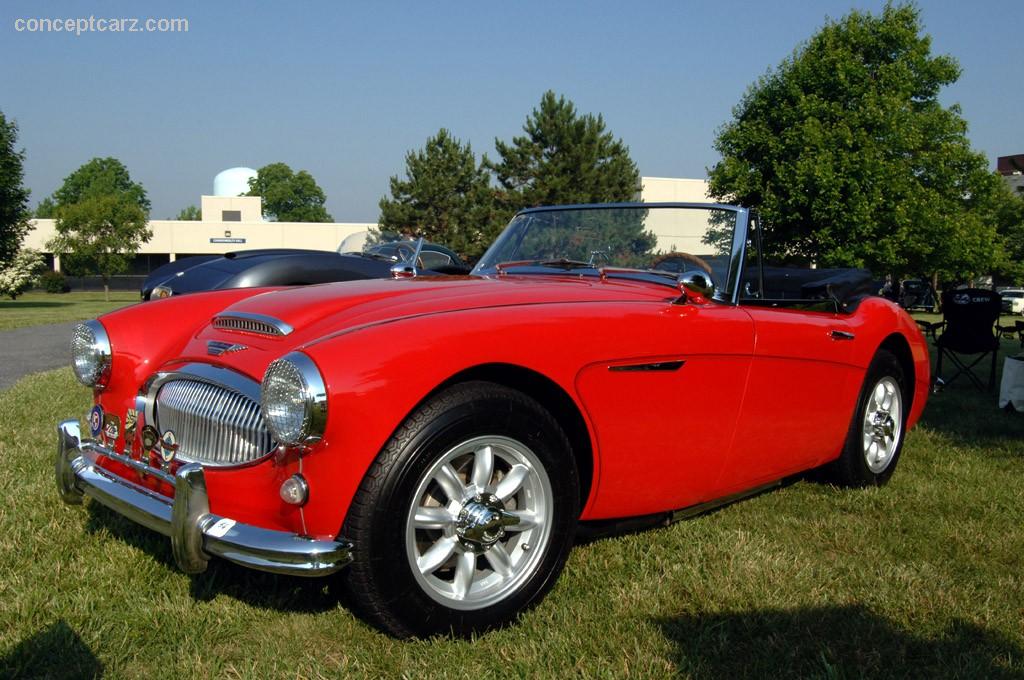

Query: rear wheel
[833,349,908,487]
[341,381,579,637]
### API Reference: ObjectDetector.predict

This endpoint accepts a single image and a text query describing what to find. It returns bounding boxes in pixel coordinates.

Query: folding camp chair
[995,319,1024,349]
[933,289,1002,391]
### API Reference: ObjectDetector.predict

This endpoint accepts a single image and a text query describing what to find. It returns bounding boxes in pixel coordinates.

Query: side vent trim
[212,312,294,337]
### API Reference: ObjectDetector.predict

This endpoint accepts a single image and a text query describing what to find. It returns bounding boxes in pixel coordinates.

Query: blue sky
[1,1,1021,221]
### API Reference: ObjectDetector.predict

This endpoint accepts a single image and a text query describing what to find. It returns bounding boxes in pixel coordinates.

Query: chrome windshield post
[390,237,425,278]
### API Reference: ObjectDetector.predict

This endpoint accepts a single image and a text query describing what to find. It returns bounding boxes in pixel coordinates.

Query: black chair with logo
[934,288,1002,391]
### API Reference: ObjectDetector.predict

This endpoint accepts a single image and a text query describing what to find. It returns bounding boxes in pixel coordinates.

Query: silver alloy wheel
[862,376,902,473]
[404,435,553,611]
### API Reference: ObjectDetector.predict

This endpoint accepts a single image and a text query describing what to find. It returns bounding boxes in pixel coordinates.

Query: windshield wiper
[598,266,683,290]
[495,259,595,272]
[538,258,595,269]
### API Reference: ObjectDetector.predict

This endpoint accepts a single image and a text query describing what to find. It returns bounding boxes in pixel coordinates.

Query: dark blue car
[141,241,467,300]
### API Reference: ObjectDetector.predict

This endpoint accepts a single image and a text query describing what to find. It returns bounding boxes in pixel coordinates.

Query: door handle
[830,330,855,341]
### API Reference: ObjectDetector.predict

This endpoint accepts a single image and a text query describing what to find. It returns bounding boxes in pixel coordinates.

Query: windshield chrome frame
[475,202,752,305]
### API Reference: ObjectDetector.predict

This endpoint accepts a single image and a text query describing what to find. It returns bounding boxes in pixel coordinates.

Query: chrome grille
[154,378,275,466]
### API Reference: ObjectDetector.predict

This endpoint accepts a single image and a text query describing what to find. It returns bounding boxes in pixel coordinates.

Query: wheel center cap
[872,412,895,440]
[456,493,518,551]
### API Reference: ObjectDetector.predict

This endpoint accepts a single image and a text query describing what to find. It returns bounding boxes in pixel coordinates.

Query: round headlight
[70,320,112,388]
[261,352,327,447]
[151,285,173,299]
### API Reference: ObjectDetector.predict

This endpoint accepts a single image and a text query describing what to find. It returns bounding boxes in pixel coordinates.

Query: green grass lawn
[1,354,1022,678]
[0,291,139,331]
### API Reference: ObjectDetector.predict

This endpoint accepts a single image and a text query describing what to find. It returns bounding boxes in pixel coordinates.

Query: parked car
[898,279,937,313]
[57,203,929,637]
[1000,288,1024,315]
[140,240,467,300]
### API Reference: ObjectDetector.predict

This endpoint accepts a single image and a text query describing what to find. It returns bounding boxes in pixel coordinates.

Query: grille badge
[207,340,248,356]
[160,430,178,464]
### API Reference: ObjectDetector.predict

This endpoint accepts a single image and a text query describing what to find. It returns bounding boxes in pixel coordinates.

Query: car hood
[201,275,676,349]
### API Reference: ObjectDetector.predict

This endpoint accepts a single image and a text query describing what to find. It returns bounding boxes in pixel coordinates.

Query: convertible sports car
[140,240,467,300]
[57,203,929,637]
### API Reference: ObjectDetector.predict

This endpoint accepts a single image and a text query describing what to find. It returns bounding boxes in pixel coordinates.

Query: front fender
[296,304,609,540]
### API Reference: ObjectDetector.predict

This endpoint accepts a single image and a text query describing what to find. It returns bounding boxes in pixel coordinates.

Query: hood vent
[212,312,293,337]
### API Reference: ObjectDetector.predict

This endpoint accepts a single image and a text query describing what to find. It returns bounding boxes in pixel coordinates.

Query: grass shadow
[655,604,1024,679]
[916,340,1024,453]
[0,620,104,678]
[84,503,347,615]
[0,300,72,310]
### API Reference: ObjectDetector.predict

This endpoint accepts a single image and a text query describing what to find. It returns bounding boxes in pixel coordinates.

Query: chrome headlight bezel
[71,320,112,389]
[260,352,327,447]
[151,285,173,299]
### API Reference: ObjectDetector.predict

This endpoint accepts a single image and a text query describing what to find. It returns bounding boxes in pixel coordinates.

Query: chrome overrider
[56,420,352,577]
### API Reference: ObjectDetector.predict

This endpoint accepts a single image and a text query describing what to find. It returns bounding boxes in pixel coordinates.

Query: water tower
[213,167,258,197]
[200,167,262,222]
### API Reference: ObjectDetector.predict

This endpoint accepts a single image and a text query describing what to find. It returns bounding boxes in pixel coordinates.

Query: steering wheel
[651,252,713,276]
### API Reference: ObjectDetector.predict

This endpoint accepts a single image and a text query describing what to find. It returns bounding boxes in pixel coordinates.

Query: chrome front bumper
[56,419,352,577]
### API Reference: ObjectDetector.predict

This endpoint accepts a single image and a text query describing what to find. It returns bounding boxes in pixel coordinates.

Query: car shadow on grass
[0,620,104,678]
[654,604,1024,679]
[84,503,348,614]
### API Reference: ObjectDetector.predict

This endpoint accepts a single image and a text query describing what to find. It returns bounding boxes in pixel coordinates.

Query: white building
[24,168,375,274]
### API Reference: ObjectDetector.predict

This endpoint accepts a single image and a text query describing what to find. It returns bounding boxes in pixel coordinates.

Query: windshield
[472,205,743,299]
[1005,291,1023,299]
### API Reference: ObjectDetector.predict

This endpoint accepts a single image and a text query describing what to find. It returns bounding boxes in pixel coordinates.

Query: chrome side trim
[212,312,294,337]
[56,420,352,577]
[608,360,685,372]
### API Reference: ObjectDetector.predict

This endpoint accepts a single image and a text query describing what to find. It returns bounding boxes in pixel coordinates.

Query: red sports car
[57,203,929,637]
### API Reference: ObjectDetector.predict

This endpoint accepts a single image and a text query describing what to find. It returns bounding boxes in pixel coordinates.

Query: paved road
[0,321,78,391]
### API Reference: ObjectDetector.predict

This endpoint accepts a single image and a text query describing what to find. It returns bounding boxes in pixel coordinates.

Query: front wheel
[341,381,579,637]
[832,349,908,487]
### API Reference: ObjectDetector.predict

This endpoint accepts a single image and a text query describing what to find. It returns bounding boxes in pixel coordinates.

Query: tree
[487,91,641,211]
[707,3,1004,286]
[50,157,150,214]
[378,129,503,259]
[993,185,1024,284]
[47,194,151,301]
[246,163,333,222]
[175,205,201,221]
[0,111,31,267]
[35,197,56,218]
[0,248,44,299]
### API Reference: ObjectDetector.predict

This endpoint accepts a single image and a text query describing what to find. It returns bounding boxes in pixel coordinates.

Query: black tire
[833,349,909,487]
[340,381,579,638]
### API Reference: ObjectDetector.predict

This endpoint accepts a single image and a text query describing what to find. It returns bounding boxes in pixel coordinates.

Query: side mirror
[676,270,715,303]
[390,237,426,279]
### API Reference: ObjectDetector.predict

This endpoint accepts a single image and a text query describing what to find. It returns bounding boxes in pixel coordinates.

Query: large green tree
[707,3,1004,285]
[50,157,150,214]
[378,129,503,259]
[0,111,31,267]
[246,163,333,222]
[46,158,152,300]
[487,91,641,211]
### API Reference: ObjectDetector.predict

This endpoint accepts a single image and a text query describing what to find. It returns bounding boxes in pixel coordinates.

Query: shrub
[40,269,71,294]
[0,248,44,299]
